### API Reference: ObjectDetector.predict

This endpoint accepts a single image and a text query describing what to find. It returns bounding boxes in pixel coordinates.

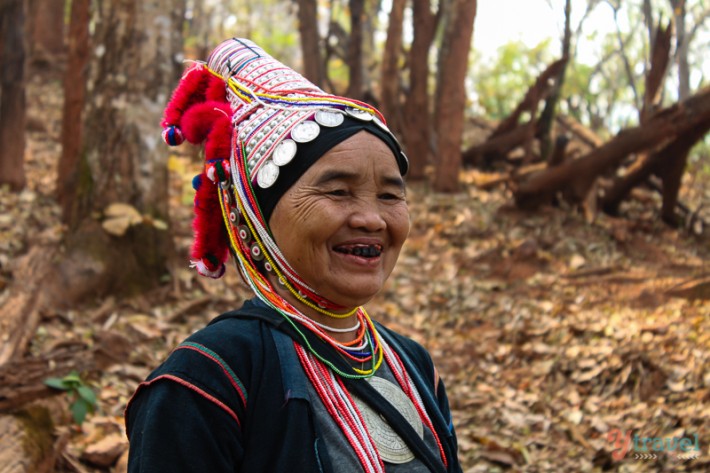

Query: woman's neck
[271,282,361,344]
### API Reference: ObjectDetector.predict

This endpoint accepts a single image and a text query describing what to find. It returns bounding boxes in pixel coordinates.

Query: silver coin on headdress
[345,107,374,121]
[373,116,391,133]
[257,161,280,188]
[272,139,298,166]
[291,121,321,143]
[315,110,345,127]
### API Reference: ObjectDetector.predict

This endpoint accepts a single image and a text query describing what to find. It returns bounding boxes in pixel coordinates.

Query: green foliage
[44,371,97,425]
[470,39,554,120]
[184,0,300,62]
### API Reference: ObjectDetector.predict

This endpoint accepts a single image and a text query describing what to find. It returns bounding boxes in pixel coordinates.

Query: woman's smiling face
[269,131,410,310]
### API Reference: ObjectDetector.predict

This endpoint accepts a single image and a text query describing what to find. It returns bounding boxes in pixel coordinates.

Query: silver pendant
[353,377,423,464]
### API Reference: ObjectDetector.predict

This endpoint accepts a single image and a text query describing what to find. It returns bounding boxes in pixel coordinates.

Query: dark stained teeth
[337,245,381,257]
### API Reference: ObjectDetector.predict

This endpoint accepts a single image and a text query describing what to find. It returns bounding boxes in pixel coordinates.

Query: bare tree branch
[608,0,641,109]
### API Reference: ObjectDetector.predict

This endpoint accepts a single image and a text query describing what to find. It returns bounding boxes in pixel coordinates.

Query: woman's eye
[327,189,348,196]
[379,193,402,200]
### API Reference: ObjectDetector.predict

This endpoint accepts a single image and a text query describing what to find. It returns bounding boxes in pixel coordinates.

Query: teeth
[336,244,382,257]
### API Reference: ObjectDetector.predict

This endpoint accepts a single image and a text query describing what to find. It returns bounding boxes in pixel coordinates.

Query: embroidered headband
[160,38,406,312]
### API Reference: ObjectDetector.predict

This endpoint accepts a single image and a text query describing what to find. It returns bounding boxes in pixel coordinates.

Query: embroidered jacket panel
[125,298,462,472]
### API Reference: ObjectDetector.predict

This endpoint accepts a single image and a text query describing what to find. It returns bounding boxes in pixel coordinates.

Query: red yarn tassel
[190,173,230,278]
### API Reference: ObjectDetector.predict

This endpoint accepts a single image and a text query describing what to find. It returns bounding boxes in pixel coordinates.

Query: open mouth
[334,244,383,258]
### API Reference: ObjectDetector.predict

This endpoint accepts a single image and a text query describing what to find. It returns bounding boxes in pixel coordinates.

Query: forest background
[0,0,708,472]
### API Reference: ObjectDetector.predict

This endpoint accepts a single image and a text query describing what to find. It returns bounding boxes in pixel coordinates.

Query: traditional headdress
[161,38,407,302]
[160,39,449,472]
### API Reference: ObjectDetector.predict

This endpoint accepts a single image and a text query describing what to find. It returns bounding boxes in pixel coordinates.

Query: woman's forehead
[309,133,402,178]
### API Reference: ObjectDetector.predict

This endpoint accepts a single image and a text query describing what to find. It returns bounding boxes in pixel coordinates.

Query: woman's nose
[348,198,386,232]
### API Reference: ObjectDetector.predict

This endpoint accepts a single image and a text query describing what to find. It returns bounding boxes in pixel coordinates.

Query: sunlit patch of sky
[476,0,623,65]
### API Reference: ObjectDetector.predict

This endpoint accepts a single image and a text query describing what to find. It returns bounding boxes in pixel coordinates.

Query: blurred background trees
[0,0,708,306]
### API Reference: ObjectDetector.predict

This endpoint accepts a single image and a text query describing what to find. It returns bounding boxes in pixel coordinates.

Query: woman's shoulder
[128,300,281,424]
[178,297,283,362]
[186,310,269,352]
[158,301,277,373]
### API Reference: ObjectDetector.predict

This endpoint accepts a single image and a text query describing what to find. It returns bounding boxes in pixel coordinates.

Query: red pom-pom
[180,102,233,147]
[161,65,212,130]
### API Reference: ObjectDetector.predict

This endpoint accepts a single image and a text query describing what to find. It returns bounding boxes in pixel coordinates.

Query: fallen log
[0,245,57,366]
[666,275,710,300]
[467,58,567,168]
[512,85,710,209]
[0,342,96,413]
[555,115,604,149]
[462,123,535,167]
[601,121,710,223]
[488,58,567,140]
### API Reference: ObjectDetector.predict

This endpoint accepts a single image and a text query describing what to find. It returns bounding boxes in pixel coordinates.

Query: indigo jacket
[126,298,462,472]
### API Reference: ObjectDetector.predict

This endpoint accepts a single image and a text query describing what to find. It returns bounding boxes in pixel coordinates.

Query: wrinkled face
[269,131,410,309]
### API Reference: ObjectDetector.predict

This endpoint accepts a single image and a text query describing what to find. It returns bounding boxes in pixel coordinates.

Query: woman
[126,38,461,473]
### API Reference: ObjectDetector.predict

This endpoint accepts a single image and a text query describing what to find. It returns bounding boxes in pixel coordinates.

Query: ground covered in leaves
[1,77,709,472]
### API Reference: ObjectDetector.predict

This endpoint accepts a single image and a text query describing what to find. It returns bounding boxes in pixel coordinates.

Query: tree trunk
[537,0,571,162]
[296,0,325,86]
[642,0,656,49]
[57,0,90,221]
[49,0,182,306]
[26,0,65,66]
[670,0,691,101]
[402,0,439,180]
[513,86,710,209]
[433,0,477,192]
[379,0,405,134]
[641,20,672,121]
[548,135,570,168]
[600,19,673,216]
[360,0,378,101]
[658,123,708,225]
[0,0,27,191]
[346,0,365,99]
